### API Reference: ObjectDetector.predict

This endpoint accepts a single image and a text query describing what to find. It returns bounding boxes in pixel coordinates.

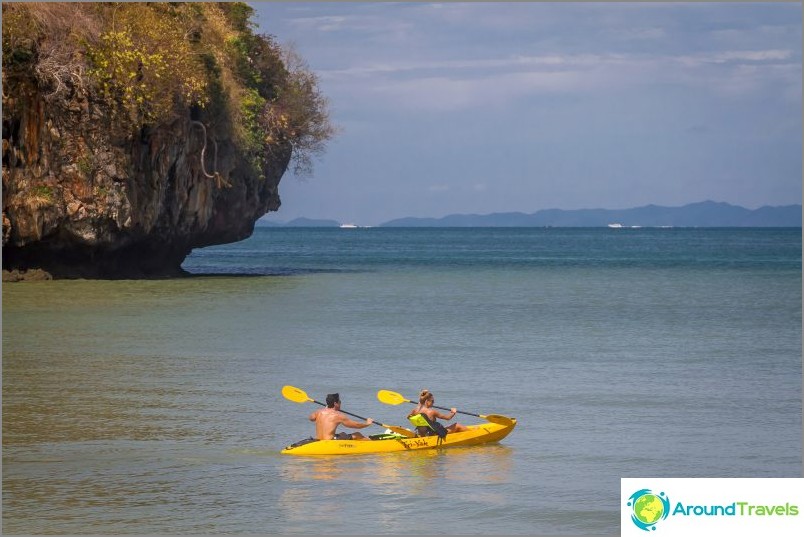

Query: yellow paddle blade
[281,385,311,404]
[377,389,410,405]
[482,414,515,426]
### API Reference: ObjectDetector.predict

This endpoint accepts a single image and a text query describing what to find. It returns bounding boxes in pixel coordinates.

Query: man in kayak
[309,393,374,440]
[408,389,469,436]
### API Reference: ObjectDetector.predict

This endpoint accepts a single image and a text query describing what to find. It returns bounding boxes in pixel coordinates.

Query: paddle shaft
[310,399,373,423]
[435,405,481,418]
[309,399,414,437]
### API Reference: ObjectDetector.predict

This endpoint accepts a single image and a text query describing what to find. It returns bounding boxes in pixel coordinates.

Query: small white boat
[339,223,358,229]
[607,223,623,229]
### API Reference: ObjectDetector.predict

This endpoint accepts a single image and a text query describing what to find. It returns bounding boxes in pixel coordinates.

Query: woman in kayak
[309,393,373,440]
[408,389,469,436]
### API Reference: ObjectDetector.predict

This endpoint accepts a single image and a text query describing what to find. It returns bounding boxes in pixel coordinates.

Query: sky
[252,2,802,226]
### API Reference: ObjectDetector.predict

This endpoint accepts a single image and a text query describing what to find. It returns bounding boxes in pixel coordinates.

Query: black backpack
[286,437,317,449]
[421,414,448,440]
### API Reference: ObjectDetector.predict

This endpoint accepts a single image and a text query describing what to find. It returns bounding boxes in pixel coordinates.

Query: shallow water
[3,228,801,534]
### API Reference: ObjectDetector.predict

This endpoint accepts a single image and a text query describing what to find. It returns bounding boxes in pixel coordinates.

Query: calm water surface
[3,228,801,534]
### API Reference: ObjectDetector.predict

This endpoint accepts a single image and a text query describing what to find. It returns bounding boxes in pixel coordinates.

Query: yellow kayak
[281,418,516,456]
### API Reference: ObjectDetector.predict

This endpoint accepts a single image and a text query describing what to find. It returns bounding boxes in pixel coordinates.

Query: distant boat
[339,223,358,229]
[607,223,623,228]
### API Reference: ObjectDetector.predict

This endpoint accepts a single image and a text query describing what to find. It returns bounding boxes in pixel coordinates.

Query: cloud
[288,15,351,32]
[668,51,800,99]
[321,48,799,111]
[630,27,667,40]
[288,14,377,33]
[678,49,793,65]
[273,3,800,112]
[285,12,415,43]
[361,70,584,111]
[321,48,796,78]
[319,54,600,79]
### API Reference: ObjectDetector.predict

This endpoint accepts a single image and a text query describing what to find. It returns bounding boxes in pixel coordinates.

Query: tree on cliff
[2,1,335,180]
[1,2,336,278]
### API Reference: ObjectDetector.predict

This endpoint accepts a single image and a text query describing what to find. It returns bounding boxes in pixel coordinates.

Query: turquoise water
[3,227,801,534]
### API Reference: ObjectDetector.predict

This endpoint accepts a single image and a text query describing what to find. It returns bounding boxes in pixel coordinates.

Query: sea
[2,227,802,535]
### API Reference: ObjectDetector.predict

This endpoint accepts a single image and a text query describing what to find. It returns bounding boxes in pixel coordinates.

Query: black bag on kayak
[287,437,317,449]
[422,414,448,440]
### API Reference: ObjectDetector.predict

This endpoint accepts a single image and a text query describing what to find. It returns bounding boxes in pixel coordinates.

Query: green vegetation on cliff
[2,1,334,179]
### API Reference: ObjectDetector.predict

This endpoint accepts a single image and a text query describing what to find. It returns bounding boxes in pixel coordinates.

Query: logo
[623,479,804,536]
[627,489,670,531]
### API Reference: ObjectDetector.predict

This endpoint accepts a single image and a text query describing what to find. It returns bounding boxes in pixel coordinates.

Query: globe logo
[627,489,670,531]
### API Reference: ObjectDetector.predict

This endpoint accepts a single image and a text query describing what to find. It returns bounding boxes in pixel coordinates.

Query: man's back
[311,407,342,440]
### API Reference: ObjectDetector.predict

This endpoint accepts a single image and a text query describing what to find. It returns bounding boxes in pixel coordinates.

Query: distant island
[259,201,801,228]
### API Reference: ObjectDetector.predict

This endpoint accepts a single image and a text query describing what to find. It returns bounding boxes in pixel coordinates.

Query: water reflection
[277,443,514,531]
[281,455,347,482]
[372,449,440,494]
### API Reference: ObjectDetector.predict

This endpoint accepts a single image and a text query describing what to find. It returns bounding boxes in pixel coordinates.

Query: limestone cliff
[2,2,331,279]
[2,84,290,278]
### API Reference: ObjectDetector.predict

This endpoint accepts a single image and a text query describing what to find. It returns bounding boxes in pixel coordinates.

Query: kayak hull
[281,418,516,456]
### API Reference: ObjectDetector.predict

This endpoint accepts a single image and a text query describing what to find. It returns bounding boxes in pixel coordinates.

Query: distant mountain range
[258,201,802,228]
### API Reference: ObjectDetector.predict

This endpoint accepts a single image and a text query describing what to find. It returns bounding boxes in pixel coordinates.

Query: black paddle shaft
[435,405,480,418]
[407,400,481,418]
[311,400,373,423]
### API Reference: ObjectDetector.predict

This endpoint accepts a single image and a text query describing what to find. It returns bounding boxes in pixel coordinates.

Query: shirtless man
[309,393,373,440]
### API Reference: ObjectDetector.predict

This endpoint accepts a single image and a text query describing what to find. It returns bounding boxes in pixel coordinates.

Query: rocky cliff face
[1,2,332,280]
[2,83,291,279]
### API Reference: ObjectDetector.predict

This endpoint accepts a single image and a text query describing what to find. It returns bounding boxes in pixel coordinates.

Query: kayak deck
[281,418,516,456]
